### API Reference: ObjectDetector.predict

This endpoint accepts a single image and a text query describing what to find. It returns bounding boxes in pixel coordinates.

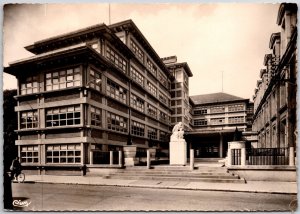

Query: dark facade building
[5,20,174,168]
[252,3,297,156]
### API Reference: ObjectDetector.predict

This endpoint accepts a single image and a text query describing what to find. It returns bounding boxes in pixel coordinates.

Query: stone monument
[169,122,187,165]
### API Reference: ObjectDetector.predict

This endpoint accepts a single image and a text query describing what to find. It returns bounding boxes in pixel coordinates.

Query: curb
[21,180,297,195]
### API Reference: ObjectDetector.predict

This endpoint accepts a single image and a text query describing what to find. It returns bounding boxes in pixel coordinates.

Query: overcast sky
[3,3,280,100]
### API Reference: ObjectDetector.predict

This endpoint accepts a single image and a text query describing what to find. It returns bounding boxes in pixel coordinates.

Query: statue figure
[171,122,184,141]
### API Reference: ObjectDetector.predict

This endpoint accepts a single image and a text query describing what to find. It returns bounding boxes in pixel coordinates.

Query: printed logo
[13,199,31,208]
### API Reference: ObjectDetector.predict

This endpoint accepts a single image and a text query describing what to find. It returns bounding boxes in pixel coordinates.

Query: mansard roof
[190,92,248,105]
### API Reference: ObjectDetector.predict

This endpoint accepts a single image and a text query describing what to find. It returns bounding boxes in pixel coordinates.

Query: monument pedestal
[123,145,139,166]
[169,139,187,165]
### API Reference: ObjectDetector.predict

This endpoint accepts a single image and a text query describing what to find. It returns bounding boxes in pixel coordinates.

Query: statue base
[169,139,187,165]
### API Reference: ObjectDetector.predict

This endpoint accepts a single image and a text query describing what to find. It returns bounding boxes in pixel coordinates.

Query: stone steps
[103,164,245,184]
[105,175,245,183]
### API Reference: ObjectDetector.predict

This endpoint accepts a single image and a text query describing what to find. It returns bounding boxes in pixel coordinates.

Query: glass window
[146,58,157,76]
[89,69,102,91]
[45,67,81,91]
[46,105,80,127]
[20,76,38,95]
[228,116,244,124]
[210,106,225,113]
[130,40,144,61]
[20,145,39,163]
[91,106,101,127]
[46,144,81,164]
[194,109,207,115]
[211,118,225,125]
[147,81,157,97]
[106,79,127,104]
[228,104,244,112]
[148,126,157,140]
[147,103,157,118]
[107,112,127,133]
[159,93,168,105]
[106,46,127,73]
[194,119,207,126]
[131,121,145,137]
[20,111,38,129]
[130,66,144,87]
[131,93,144,112]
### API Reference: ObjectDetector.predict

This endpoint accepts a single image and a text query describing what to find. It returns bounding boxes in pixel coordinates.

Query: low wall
[228,165,297,182]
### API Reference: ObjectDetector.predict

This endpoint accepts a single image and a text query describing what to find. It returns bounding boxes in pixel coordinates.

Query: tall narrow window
[89,69,102,91]
[91,106,101,127]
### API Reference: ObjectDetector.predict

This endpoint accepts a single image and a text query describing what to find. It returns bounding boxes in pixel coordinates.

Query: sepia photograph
[2,2,298,211]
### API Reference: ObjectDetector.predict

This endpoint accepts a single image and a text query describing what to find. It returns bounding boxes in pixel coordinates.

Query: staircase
[104,159,245,183]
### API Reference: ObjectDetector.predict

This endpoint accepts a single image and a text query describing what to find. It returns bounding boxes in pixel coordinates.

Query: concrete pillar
[219,133,223,158]
[147,150,151,169]
[118,151,123,167]
[241,148,246,166]
[289,147,295,166]
[190,149,194,170]
[110,151,113,165]
[227,148,232,166]
[90,151,93,165]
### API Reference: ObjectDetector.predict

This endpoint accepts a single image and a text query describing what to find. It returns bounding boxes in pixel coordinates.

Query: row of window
[106,46,127,73]
[20,69,170,108]
[46,67,81,91]
[20,103,170,130]
[193,104,245,115]
[194,117,245,126]
[130,40,144,61]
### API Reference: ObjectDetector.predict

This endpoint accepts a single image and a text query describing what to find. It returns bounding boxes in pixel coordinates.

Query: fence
[230,147,290,166]
[247,148,289,165]
[231,149,242,165]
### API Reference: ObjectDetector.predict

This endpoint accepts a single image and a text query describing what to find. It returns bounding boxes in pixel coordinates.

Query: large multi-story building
[5,17,257,172]
[252,3,297,151]
[4,20,174,170]
[162,56,193,131]
[186,93,253,158]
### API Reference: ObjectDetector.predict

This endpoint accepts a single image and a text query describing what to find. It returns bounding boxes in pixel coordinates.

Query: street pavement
[11,183,297,211]
[23,174,297,194]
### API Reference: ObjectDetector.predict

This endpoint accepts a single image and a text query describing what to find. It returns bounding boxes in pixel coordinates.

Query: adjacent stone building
[252,3,297,154]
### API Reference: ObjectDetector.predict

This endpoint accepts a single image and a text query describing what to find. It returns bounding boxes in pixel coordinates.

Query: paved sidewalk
[22,174,297,194]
